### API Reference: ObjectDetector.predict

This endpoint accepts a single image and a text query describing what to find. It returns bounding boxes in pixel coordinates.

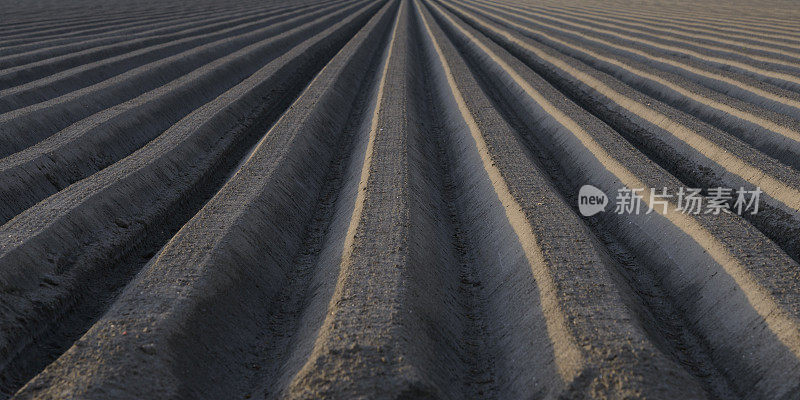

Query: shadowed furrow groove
[458,0,800,116]
[0,1,338,88]
[524,2,800,54]
[448,0,800,171]
[439,0,800,268]
[537,0,800,40]
[0,0,370,227]
[0,0,368,160]
[425,1,800,398]
[7,3,395,397]
[0,0,289,47]
[0,0,359,114]
[471,0,800,73]
[0,2,384,397]
[0,8,237,49]
[419,2,725,397]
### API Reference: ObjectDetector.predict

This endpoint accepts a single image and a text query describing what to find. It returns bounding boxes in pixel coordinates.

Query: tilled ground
[1,0,800,398]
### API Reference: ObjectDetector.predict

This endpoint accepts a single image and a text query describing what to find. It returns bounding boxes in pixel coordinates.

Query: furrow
[0,0,253,28]
[0,13,126,33]
[527,1,800,52]
[532,1,800,44]
[0,10,159,33]
[0,1,260,37]
[0,0,363,158]
[0,2,257,44]
[0,1,363,226]
[2,0,800,398]
[452,0,800,127]
[425,1,800,398]
[272,3,468,397]
[264,4,508,398]
[0,8,208,45]
[544,1,800,38]
[0,1,337,96]
[423,2,740,398]
[0,3,382,396]
[7,2,394,398]
[439,1,800,172]
[417,1,722,397]
[536,0,800,34]
[238,9,403,399]
[463,0,800,93]
[442,1,800,209]
[491,0,800,65]
[0,2,291,64]
[442,0,800,262]
[0,10,174,39]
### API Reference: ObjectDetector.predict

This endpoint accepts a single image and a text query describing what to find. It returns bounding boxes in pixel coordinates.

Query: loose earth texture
[1,0,800,398]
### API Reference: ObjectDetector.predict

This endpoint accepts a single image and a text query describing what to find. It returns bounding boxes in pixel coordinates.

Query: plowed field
[1,0,800,398]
